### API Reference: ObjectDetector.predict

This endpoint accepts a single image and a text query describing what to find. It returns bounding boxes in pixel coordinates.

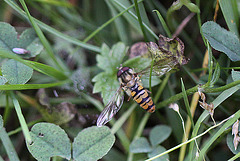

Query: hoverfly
[96,35,188,127]
[97,66,155,127]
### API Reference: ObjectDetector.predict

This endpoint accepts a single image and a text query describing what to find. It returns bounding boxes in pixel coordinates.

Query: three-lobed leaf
[149,125,172,147]
[93,43,127,105]
[202,21,240,61]
[0,22,43,58]
[2,59,33,84]
[147,145,169,161]
[72,126,115,161]
[96,43,127,73]
[232,70,240,82]
[129,137,152,153]
[0,76,8,85]
[27,123,71,161]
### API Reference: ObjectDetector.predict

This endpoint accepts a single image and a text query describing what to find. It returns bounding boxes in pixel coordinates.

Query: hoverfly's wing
[131,35,188,78]
[97,87,124,127]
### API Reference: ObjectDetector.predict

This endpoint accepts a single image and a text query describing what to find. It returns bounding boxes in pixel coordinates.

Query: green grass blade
[219,0,239,37]
[228,152,240,161]
[0,49,68,80]
[83,0,144,43]
[134,0,147,41]
[19,0,63,71]
[197,110,240,161]
[4,0,101,53]
[188,86,240,160]
[181,78,194,128]
[153,10,171,37]
[113,0,158,40]
[0,116,20,161]
[0,80,70,90]
[105,0,130,44]
[10,92,32,144]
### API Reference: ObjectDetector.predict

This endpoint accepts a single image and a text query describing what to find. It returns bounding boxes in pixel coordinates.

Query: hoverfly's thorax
[117,67,136,87]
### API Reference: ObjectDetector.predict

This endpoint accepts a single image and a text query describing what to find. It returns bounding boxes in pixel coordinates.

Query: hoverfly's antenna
[117,64,123,70]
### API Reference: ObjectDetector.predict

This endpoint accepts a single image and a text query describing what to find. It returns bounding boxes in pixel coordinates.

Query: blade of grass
[83,0,144,43]
[105,0,130,44]
[188,85,240,160]
[134,0,147,41]
[146,113,238,161]
[207,42,213,85]
[153,10,171,37]
[19,0,63,71]
[33,0,73,8]
[0,80,70,90]
[0,117,20,161]
[3,92,10,124]
[157,79,240,108]
[0,49,68,80]
[112,0,158,40]
[219,0,239,37]
[197,111,240,161]
[228,152,240,161]
[4,0,101,53]
[181,78,194,128]
[10,92,32,144]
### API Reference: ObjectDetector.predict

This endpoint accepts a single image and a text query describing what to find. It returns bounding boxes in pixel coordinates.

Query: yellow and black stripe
[131,84,155,113]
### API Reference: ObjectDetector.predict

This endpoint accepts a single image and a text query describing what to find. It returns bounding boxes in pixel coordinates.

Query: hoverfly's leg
[127,95,132,101]
[146,89,151,94]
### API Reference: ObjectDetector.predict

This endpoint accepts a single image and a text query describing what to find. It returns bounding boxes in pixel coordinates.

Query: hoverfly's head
[117,67,130,78]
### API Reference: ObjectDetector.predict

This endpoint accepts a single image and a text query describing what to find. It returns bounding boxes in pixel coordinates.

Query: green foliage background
[0,0,240,161]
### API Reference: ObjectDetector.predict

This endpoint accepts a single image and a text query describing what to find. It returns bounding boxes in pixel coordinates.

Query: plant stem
[83,0,144,43]
[146,113,238,161]
[157,79,240,108]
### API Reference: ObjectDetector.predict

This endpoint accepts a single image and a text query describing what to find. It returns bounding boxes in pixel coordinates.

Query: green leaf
[129,137,152,153]
[0,76,7,85]
[72,126,115,161]
[97,42,127,72]
[202,21,240,61]
[0,22,43,58]
[2,59,33,84]
[210,62,221,87]
[227,130,240,154]
[149,125,172,147]
[219,0,239,37]
[93,43,127,104]
[27,122,71,161]
[0,49,68,80]
[0,80,69,90]
[232,70,240,82]
[0,115,20,161]
[147,145,169,161]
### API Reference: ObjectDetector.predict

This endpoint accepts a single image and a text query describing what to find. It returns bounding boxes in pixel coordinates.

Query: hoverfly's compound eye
[117,67,129,77]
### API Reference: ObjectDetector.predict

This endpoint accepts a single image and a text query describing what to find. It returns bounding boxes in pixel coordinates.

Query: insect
[12,48,30,54]
[96,35,188,127]
[97,66,155,127]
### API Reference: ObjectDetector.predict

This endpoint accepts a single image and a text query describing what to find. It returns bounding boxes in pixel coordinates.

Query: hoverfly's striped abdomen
[131,84,155,113]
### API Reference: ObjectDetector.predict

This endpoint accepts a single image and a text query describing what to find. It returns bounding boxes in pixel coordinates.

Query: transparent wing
[97,87,124,127]
[137,55,179,77]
